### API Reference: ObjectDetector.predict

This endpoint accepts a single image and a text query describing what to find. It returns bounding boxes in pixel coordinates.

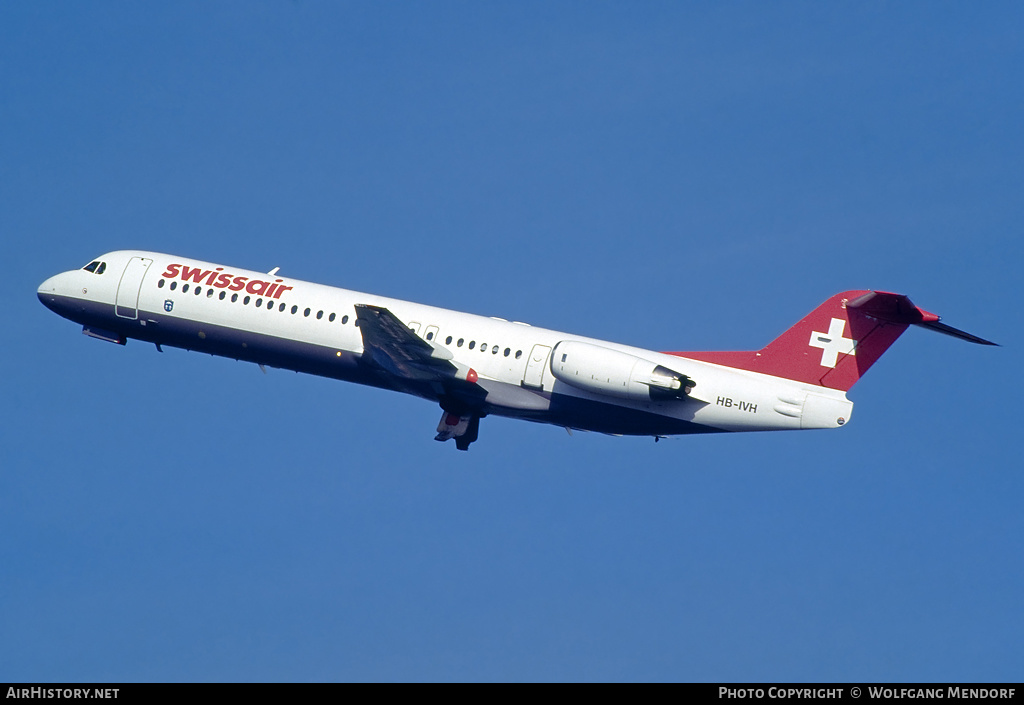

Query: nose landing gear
[435,411,481,451]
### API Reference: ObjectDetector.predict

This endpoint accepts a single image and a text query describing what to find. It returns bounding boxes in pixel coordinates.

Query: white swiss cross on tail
[808,317,856,368]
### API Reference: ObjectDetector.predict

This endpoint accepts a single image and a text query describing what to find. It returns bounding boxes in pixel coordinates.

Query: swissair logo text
[161,264,293,299]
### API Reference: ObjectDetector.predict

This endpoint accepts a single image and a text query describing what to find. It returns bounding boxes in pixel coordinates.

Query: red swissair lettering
[160,263,294,299]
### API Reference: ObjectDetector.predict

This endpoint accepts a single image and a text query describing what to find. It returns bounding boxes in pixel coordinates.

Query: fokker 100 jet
[38,251,996,450]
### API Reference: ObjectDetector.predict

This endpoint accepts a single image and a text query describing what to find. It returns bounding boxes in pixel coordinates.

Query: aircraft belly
[533,393,724,436]
[475,378,550,411]
[51,295,400,392]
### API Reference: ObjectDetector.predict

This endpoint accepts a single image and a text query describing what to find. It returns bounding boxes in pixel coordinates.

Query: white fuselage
[38,250,853,440]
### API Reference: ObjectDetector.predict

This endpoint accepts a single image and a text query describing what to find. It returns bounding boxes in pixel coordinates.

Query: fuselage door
[115,257,153,319]
[522,344,551,389]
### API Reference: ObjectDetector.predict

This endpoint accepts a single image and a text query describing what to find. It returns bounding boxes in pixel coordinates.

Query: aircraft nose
[37,274,64,311]
[38,275,58,295]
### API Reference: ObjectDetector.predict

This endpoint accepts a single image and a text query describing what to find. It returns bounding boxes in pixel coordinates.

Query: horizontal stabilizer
[915,320,998,346]
[846,291,997,345]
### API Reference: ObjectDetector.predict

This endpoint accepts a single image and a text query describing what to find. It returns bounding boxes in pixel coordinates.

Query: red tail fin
[666,290,974,392]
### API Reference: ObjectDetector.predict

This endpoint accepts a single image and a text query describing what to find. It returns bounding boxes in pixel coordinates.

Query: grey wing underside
[354,303,457,382]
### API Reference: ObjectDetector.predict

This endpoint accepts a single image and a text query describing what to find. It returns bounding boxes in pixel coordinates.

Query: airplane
[38,250,996,450]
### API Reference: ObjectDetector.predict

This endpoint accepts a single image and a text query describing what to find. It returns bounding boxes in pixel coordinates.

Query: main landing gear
[435,411,481,451]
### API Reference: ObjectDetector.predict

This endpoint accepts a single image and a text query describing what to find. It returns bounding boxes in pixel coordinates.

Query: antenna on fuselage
[267,267,280,276]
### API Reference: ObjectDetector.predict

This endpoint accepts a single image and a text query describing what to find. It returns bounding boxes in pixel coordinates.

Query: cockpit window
[96,262,106,274]
[83,261,100,273]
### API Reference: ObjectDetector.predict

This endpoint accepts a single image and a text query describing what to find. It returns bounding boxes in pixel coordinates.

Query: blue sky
[3,2,1021,682]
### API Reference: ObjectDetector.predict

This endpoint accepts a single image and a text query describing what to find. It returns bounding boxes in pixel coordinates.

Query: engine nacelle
[550,341,696,402]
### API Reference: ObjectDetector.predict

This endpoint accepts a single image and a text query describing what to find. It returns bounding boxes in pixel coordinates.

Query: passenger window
[446,336,453,345]
[317,311,323,320]
[504,348,511,357]
[256,298,263,307]
[480,344,487,352]
[244,296,250,305]
[207,288,214,298]
[515,350,522,359]
[220,291,226,300]
[195,287,202,296]
[170,282,177,291]
[492,347,498,355]
[342,315,349,324]
[469,341,476,350]
[279,303,286,312]
[329,313,336,322]
[304,308,311,317]
[291,305,298,314]
[231,293,238,302]
[158,279,165,288]
[182,284,189,293]
[426,331,433,341]
[457,338,464,347]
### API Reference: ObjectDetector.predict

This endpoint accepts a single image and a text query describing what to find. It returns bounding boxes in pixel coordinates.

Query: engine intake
[550,341,696,402]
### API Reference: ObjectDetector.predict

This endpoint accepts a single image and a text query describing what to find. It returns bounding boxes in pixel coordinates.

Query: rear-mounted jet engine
[550,341,697,402]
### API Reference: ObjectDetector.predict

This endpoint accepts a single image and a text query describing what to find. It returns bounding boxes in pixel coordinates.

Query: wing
[354,303,459,381]
[354,304,550,416]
